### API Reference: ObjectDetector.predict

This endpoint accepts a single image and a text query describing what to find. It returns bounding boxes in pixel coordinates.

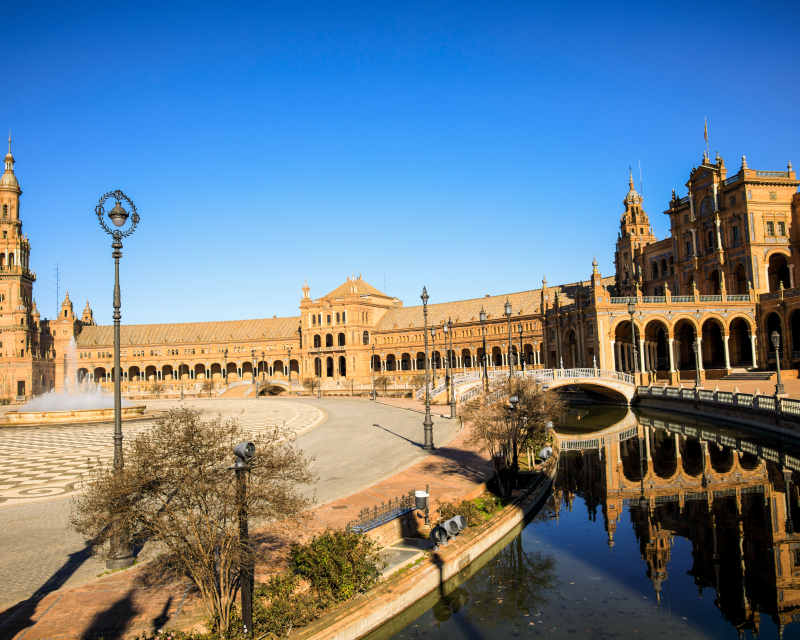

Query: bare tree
[462,378,561,497]
[302,376,319,394]
[201,378,215,397]
[149,381,164,398]
[374,375,389,397]
[70,408,315,635]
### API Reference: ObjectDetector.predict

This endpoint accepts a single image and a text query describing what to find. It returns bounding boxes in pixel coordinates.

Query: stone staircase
[722,368,775,381]
[218,384,253,398]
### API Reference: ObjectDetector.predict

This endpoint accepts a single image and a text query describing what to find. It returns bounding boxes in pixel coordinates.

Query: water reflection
[556,407,800,637]
[382,406,800,639]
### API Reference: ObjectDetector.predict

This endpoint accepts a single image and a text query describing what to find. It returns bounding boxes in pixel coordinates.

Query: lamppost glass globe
[627,298,636,315]
[480,308,487,323]
[108,202,129,227]
[772,331,780,349]
[505,300,512,317]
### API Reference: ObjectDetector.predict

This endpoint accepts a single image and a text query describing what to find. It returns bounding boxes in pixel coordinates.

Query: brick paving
[0,398,484,640]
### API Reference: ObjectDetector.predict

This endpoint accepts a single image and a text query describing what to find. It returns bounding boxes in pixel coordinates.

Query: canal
[370,405,800,639]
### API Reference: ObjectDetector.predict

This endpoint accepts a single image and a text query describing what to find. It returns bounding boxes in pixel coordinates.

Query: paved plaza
[0,397,457,610]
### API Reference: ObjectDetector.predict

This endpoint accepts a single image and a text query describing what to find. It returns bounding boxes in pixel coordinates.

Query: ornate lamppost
[505,299,513,378]
[317,343,322,398]
[371,342,376,401]
[223,347,229,389]
[443,321,450,406]
[421,287,434,451]
[480,307,488,391]
[517,323,524,372]
[627,298,638,378]
[95,190,139,570]
[692,339,702,389]
[447,318,456,419]
[772,331,785,395]
[260,350,265,397]
[251,347,258,400]
[287,345,292,386]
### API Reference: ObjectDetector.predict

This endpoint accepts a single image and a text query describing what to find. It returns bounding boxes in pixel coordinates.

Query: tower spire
[629,167,634,190]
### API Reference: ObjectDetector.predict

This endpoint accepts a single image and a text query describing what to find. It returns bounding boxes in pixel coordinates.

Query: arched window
[325,334,333,347]
[336,312,340,323]
[337,333,345,346]
[313,335,321,348]
[312,314,316,326]
[708,230,714,248]
[342,311,346,323]
[362,331,369,345]
[651,262,659,279]
[2,205,6,217]
[318,313,322,325]
[660,259,667,276]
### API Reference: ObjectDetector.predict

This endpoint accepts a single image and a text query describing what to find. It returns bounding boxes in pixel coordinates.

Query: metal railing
[639,385,800,418]
[724,174,740,185]
[756,171,790,178]
[699,295,722,302]
[346,490,416,533]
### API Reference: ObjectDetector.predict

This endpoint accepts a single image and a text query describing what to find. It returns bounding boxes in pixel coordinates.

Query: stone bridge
[529,368,636,404]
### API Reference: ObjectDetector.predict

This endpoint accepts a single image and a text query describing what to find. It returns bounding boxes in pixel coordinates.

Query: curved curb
[292,455,559,640]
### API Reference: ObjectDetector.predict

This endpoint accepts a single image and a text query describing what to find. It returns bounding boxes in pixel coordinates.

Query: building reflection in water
[554,408,800,638]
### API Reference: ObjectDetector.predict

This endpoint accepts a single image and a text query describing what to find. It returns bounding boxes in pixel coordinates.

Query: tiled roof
[75,316,302,348]
[321,277,388,299]
[373,277,616,330]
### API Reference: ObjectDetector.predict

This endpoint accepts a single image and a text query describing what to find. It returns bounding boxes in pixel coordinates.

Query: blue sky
[4,1,799,324]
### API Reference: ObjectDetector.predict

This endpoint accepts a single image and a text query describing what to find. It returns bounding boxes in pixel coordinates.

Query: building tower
[0,136,50,398]
[616,170,658,296]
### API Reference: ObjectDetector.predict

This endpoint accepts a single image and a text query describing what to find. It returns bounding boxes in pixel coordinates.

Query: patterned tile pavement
[0,398,324,507]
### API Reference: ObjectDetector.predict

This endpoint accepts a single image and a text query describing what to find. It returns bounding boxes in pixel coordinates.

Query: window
[747,190,752,200]
[732,226,740,241]
[342,311,346,323]
[778,222,786,236]
[766,221,775,236]
[685,241,692,255]
[326,314,331,325]
[362,331,369,345]
[651,262,658,279]
[708,230,714,248]
[2,205,5,217]
[2,231,5,239]
[729,195,737,206]
[336,312,340,323]
[312,315,316,326]
[623,252,628,261]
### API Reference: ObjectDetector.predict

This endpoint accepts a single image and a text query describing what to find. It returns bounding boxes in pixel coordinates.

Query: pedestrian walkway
[0,406,490,639]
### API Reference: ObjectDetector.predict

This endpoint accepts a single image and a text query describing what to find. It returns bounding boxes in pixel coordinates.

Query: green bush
[252,573,327,638]
[436,497,483,526]
[289,528,386,602]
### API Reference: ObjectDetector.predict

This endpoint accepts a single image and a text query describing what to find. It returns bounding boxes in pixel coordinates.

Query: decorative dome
[1,133,18,189]
[625,169,641,202]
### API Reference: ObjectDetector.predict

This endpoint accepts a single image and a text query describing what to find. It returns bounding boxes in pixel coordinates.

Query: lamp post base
[422,414,434,451]
[106,547,135,570]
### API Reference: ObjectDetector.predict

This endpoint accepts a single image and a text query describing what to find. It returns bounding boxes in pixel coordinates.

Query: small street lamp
[371,342,376,401]
[517,323,524,372]
[505,299,513,378]
[260,350,265,397]
[251,348,258,400]
[627,298,639,377]
[223,347,229,389]
[447,318,456,419]
[95,189,139,570]
[431,325,437,390]
[317,344,322,398]
[443,321,450,405]
[421,287,434,451]
[287,345,292,386]
[508,394,520,489]
[480,307,488,391]
[772,331,786,395]
[692,339,702,388]
[231,440,255,636]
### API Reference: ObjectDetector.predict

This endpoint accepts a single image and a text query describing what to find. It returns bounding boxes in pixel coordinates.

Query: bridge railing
[527,368,635,385]
[639,384,800,419]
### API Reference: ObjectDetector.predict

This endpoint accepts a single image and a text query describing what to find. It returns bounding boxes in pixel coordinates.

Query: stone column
[750,334,757,369]
[689,190,695,219]
[609,340,616,371]
[790,264,796,289]
[639,338,646,373]
[697,337,704,371]
[723,335,731,370]
[668,338,676,372]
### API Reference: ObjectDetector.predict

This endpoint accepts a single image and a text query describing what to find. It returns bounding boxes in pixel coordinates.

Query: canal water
[370,405,800,639]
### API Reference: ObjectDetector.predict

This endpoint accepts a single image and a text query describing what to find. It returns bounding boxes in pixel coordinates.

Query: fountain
[4,337,146,424]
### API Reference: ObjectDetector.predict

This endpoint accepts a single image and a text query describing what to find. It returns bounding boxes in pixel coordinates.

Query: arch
[651,261,659,280]
[94,367,107,382]
[765,312,784,366]
[337,332,345,347]
[490,346,501,367]
[416,351,425,370]
[729,317,753,366]
[194,363,206,379]
[8,253,14,267]
[660,258,668,277]
[338,355,346,377]
[400,353,411,371]
[326,356,334,378]
[651,430,678,480]
[701,318,725,369]
[77,367,90,382]
[564,329,578,368]
[733,261,748,294]
[162,364,174,380]
[672,318,698,372]
[612,319,642,373]
[226,362,237,379]
[386,354,397,372]
[144,365,157,381]
[680,439,703,477]
[0,254,4,268]
[314,356,321,377]
[371,354,381,372]
[325,334,333,348]
[461,348,472,368]
[362,331,370,345]
[271,360,284,377]
[643,317,670,371]
[707,269,720,295]
[768,252,791,292]
[313,335,321,348]
[686,273,695,289]
[708,442,734,475]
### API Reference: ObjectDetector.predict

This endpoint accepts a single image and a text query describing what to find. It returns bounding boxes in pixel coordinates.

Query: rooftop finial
[741,155,748,169]
[629,167,634,190]
[7,129,10,154]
